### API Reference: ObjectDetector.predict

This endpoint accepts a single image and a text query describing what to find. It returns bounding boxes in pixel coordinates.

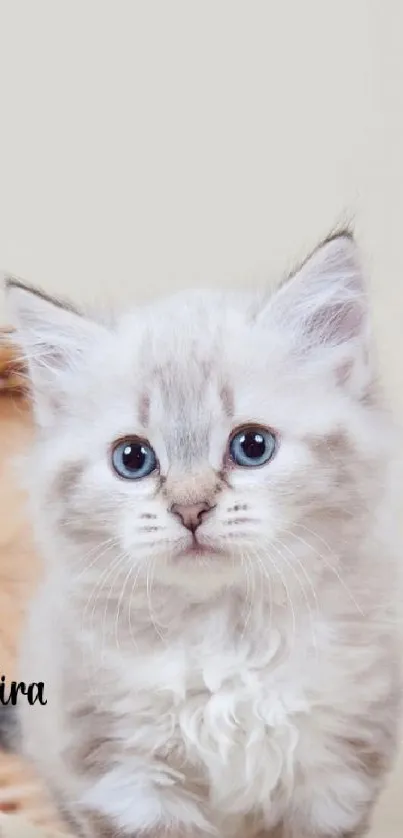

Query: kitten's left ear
[5,278,106,426]
[259,233,372,396]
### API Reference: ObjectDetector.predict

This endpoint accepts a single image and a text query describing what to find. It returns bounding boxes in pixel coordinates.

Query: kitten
[4,233,402,838]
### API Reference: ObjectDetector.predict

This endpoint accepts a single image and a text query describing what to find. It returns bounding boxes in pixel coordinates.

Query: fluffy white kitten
[6,234,402,838]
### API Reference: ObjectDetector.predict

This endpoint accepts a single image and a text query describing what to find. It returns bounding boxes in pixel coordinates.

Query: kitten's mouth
[175,538,226,559]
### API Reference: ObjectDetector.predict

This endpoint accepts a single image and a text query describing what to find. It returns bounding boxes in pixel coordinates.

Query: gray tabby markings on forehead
[220,385,234,418]
[151,375,207,458]
[154,360,212,406]
[153,364,232,465]
[166,420,211,466]
[138,392,150,427]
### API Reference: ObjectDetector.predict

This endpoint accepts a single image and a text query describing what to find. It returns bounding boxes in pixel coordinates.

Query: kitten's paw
[80,767,215,837]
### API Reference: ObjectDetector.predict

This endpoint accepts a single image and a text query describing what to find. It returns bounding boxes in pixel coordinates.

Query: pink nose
[170,501,211,533]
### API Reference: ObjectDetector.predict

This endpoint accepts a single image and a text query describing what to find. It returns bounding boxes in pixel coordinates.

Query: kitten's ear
[5,278,105,426]
[259,233,372,395]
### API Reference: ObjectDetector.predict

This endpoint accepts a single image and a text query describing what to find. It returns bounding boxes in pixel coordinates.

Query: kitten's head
[6,234,385,597]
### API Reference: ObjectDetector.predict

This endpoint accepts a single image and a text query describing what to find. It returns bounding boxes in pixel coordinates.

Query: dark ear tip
[4,276,81,316]
[4,275,31,292]
[322,224,355,247]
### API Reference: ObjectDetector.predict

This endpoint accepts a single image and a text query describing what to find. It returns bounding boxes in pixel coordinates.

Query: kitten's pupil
[241,432,266,459]
[123,444,146,472]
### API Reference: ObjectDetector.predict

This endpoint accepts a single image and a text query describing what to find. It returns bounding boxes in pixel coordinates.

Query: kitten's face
[7,235,379,595]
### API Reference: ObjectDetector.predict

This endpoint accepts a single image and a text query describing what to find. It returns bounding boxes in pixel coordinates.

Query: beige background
[0,1,402,835]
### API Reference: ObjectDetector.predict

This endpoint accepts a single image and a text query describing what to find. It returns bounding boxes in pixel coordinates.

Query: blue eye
[229,426,276,468]
[112,438,157,479]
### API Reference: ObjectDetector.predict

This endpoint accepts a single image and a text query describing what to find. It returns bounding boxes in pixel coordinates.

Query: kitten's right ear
[256,234,373,398]
[5,277,105,426]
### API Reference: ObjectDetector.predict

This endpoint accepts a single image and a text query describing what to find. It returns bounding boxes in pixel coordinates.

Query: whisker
[238,548,256,639]
[249,543,297,646]
[289,523,364,615]
[72,537,118,582]
[99,552,131,666]
[243,542,273,641]
[114,560,137,653]
[81,551,128,687]
[128,563,143,651]
[269,537,318,660]
[146,557,167,644]
[273,535,320,616]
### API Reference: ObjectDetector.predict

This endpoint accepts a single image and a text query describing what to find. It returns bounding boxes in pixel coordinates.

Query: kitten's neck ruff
[64,522,395,656]
[68,550,333,660]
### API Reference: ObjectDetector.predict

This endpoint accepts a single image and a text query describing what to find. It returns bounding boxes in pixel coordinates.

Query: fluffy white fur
[6,235,402,837]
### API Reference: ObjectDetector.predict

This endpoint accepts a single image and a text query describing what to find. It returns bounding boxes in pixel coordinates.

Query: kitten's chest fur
[79,595,325,817]
[23,579,394,836]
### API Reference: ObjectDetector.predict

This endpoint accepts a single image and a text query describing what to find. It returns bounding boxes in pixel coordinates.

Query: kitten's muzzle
[170,500,213,533]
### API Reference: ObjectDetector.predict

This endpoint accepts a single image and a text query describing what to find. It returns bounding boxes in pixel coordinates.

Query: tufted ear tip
[5,275,82,323]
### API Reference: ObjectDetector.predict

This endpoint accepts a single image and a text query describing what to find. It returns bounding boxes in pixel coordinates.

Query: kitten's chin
[154,546,243,597]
